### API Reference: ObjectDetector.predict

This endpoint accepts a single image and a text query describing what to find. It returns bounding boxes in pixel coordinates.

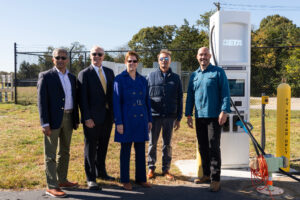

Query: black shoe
[98,174,115,181]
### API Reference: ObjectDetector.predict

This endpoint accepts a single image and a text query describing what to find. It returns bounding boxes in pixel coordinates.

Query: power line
[223,6,300,11]
[220,2,300,11]
[222,3,298,9]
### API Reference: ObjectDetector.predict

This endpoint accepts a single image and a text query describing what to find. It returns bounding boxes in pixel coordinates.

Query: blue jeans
[148,117,176,172]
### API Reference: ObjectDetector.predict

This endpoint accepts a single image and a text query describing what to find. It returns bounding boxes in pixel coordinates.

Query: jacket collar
[54,66,69,75]
[50,67,64,92]
[121,69,141,77]
[196,63,213,73]
[157,67,172,77]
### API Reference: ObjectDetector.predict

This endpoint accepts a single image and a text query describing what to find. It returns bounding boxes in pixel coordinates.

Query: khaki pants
[44,113,73,189]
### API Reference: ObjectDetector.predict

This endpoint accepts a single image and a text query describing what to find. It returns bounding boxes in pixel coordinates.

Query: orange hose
[250,155,275,200]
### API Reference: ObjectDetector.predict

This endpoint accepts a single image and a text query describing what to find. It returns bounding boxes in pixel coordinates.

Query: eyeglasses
[159,57,169,61]
[127,60,138,63]
[55,56,67,60]
[92,53,103,57]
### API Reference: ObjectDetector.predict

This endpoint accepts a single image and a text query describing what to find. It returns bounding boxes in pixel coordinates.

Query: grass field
[0,98,299,189]
[16,87,37,105]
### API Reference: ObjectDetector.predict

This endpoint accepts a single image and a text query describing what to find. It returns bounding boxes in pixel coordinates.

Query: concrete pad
[175,159,288,180]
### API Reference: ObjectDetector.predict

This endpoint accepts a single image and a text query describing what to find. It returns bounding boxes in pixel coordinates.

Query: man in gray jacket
[147,49,183,180]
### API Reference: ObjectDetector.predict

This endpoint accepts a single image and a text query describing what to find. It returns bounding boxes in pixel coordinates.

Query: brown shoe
[162,170,175,181]
[137,182,151,188]
[194,176,211,184]
[59,181,79,188]
[210,181,221,192]
[147,169,155,179]
[46,188,67,198]
[122,182,132,190]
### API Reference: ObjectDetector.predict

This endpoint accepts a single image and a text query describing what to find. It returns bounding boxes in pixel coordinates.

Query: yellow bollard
[196,143,203,177]
[276,83,291,172]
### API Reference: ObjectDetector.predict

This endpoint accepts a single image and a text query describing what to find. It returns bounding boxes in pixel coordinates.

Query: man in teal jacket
[185,47,231,192]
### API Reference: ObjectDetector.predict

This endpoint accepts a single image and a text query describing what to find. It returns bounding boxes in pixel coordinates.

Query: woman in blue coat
[113,51,152,190]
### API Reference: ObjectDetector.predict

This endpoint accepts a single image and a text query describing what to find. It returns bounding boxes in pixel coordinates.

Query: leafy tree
[170,19,208,71]
[38,42,88,76]
[128,25,177,67]
[18,61,40,79]
[128,11,216,70]
[111,45,129,63]
[251,15,300,96]
[284,48,300,96]
[71,54,86,76]
[104,53,114,62]
[113,53,126,63]
[66,42,87,75]
[196,10,216,32]
[38,46,54,72]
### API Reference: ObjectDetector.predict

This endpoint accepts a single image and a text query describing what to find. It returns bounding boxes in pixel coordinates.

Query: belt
[64,109,73,113]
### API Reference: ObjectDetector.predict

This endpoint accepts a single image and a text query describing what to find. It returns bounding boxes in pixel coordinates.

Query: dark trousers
[83,113,113,182]
[120,142,146,183]
[195,118,221,181]
[148,117,176,172]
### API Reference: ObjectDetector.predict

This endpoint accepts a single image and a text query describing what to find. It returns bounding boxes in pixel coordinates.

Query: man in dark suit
[78,46,115,190]
[37,48,79,198]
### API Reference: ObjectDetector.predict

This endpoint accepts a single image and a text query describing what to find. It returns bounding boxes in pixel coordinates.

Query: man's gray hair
[52,48,68,58]
[90,46,105,55]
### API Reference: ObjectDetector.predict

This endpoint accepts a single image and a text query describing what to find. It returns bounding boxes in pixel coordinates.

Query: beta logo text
[223,39,243,47]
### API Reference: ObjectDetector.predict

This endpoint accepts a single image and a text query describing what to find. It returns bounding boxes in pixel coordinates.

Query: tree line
[16,11,300,96]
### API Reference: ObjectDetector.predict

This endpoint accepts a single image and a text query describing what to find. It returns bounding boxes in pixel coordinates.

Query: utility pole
[214,2,221,11]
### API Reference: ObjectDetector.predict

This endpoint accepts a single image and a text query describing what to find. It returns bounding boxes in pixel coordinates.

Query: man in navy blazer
[37,48,79,198]
[78,46,115,190]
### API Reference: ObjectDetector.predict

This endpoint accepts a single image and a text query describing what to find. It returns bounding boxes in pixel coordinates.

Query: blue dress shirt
[185,64,231,118]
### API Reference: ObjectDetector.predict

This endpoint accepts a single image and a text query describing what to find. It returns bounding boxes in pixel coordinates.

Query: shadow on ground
[1,175,299,200]
[0,184,258,200]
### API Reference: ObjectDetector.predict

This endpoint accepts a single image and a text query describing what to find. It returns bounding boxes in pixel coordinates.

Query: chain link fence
[11,44,299,105]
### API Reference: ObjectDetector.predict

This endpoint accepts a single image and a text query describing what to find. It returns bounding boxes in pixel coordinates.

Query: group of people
[37,46,230,198]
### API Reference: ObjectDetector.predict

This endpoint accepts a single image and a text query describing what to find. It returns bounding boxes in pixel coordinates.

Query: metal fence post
[84,52,87,67]
[10,74,14,101]
[69,45,75,73]
[0,75,3,103]
[4,91,8,102]
[14,42,17,104]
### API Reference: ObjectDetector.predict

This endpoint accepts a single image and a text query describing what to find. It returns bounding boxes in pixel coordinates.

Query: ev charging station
[210,10,251,168]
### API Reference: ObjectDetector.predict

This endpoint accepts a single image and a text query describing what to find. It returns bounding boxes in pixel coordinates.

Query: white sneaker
[87,181,100,190]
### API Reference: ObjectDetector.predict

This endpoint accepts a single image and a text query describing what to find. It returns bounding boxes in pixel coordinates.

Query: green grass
[0,98,300,189]
[16,87,37,105]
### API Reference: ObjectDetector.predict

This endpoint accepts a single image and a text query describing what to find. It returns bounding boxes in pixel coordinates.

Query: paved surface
[1,162,299,200]
[0,185,257,200]
[250,97,300,110]
[175,159,300,200]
